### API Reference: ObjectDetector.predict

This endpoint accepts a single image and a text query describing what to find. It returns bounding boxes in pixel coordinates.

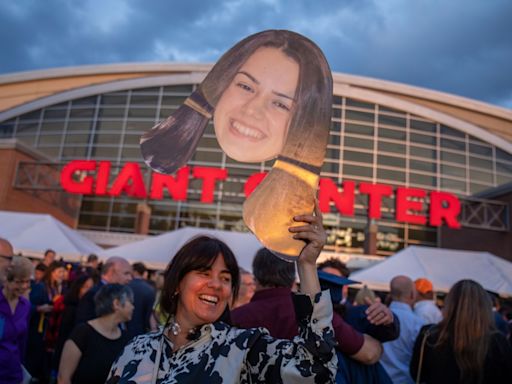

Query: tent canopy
[0,210,103,260]
[350,245,512,296]
[100,227,264,271]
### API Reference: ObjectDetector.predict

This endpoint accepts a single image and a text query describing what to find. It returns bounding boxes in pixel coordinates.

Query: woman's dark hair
[160,236,240,319]
[435,279,495,383]
[64,274,93,305]
[94,284,134,317]
[42,260,66,287]
[252,248,295,288]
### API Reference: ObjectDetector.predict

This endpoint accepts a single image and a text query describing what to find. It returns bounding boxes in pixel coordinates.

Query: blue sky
[1,0,511,108]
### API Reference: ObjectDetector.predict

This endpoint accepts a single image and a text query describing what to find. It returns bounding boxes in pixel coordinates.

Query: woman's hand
[289,202,326,266]
[289,201,326,296]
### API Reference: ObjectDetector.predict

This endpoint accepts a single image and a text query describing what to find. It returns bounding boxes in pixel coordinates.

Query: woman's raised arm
[289,202,325,296]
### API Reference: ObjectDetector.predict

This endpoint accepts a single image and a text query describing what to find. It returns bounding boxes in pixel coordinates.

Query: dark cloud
[0,0,510,108]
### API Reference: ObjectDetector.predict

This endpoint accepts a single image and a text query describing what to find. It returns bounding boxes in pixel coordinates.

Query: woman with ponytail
[141,29,332,260]
[410,279,512,383]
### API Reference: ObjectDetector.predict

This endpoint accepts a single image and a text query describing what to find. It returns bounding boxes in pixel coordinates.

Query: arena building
[1,63,511,261]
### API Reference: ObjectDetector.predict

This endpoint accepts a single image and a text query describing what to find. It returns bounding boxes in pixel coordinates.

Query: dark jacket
[125,278,155,339]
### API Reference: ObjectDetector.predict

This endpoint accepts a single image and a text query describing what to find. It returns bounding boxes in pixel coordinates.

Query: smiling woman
[107,212,338,384]
[159,235,240,331]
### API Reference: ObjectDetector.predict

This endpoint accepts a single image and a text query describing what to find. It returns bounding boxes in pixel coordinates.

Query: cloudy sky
[1,0,511,108]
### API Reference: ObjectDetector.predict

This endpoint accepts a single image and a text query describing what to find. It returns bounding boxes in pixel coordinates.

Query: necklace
[169,316,181,336]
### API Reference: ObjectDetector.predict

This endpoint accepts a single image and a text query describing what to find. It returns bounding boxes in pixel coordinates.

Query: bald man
[75,256,132,325]
[380,276,425,384]
[0,238,14,285]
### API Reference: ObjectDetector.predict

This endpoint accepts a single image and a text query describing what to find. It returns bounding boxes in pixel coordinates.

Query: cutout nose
[242,94,265,119]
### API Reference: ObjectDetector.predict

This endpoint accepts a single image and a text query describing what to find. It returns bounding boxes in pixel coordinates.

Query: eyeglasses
[0,254,13,260]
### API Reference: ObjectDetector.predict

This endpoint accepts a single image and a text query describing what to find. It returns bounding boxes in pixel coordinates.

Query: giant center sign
[61,160,461,229]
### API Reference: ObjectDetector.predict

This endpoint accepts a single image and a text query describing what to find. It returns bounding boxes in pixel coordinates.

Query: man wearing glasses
[0,237,14,285]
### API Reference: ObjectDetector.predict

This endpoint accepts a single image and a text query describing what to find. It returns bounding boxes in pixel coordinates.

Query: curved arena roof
[1,63,511,153]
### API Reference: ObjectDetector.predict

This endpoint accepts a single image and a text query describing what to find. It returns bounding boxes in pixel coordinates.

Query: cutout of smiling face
[213,47,300,163]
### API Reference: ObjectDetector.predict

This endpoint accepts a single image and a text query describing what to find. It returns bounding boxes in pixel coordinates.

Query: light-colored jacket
[107,291,337,384]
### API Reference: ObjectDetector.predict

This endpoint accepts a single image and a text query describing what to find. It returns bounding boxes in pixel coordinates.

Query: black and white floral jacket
[106,290,337,383]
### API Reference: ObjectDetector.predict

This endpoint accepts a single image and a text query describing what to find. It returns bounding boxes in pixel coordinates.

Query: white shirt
[414,300,443,324]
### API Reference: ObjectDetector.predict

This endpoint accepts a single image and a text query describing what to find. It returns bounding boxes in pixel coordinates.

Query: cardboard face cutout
[140,30,333,260]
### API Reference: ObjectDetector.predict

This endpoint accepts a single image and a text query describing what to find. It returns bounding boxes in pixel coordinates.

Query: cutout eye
[273,100,291,111]
[236,82,254,93]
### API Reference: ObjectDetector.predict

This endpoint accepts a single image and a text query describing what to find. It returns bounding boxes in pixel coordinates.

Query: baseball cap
[415,278,433,294]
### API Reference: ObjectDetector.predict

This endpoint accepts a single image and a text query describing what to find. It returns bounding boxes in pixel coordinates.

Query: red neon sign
[61,160,461,229]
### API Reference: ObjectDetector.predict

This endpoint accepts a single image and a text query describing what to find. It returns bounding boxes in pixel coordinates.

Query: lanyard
[150,333,165,384]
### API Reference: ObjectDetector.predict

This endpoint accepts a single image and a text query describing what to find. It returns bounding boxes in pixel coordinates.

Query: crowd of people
[1,222,512,383]
[0,240,157,384]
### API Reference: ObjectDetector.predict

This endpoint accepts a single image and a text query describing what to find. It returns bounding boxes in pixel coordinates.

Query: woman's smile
[198,294,219,305]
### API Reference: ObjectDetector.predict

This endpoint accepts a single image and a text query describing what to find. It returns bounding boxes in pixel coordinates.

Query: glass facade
[2,83,512,256]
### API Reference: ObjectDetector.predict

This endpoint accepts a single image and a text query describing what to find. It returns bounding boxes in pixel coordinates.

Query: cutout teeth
[232,121,264,139]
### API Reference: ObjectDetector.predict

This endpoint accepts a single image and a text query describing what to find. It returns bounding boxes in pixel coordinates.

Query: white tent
[100,227,264,271]
[0,210,103,260]
[350,245,512,297]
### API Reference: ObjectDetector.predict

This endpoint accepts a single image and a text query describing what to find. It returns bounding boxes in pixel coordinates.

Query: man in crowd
[413,277,442,324]
[380,275,425,384]
[43,249,56,267]
[0,237,14,285]
[75,256,132,324]
[232,268,256,309]
[31,262,47,291]
[317,258,351,305]
[231,248,383,365]
[34,263,47,283]
[489,291,510,338]
[126,262,155,338]
[86,254,99,271]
